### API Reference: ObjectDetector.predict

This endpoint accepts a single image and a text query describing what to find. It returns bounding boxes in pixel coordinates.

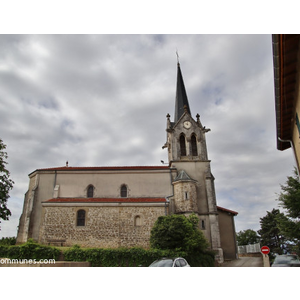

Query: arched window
[77,210,86,226]
[87,185,94,198]
[121,184,127,198]
[134,216,141,226]
[191,134,198,156]
[180,135,186,156]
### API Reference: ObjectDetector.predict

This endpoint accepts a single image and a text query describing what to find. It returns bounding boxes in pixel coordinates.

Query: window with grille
[87,185,94,198]
[77,210,86,226]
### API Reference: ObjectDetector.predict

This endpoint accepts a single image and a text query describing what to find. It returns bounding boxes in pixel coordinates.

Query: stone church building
[16,62,238,262]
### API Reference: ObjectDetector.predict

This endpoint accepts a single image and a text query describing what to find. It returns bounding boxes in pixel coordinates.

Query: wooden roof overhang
[273,34,300,150]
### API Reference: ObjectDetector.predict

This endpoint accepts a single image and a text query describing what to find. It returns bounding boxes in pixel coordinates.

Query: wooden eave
[273,34,300,151]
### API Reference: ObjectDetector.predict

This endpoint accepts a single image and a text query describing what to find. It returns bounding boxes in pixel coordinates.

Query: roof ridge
[30,165,170,174]
[217,206,238,215]
[44,197,167,203]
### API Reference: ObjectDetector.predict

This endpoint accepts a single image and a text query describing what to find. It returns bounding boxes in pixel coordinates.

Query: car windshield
[149,259,174,267]
[274,255,300,264]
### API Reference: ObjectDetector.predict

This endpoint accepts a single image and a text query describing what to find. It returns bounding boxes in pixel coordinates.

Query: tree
[277,168,300,219]
[276,168,300,254]
[150,214,209,253]
[257,209,287,255]
[0,138,14,230]
[236,229,260,246]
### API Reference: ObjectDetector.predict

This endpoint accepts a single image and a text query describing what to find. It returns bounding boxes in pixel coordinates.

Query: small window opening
[201,220,205,230]
[184,191,189,200]
[77,210,86,226]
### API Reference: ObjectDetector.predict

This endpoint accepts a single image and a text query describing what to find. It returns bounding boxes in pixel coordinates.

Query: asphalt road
[221,256,263,267]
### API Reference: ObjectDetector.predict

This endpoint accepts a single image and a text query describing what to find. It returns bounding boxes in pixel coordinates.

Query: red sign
[261,246,270,255]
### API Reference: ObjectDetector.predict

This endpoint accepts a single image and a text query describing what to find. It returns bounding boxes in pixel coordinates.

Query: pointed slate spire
[174,62,191,123]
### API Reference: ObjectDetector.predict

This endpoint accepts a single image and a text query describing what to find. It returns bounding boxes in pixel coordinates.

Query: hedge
[185,250,216,267]
[63,245,215,267]
[0,237,16,246]
[0,239,60,260]
[0,240,215,267]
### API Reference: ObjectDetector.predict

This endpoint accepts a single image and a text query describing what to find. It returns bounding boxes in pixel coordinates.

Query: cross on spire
[176,50,180,64]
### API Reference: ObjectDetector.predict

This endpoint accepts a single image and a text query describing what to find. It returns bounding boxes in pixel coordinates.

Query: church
[16,62,238,263]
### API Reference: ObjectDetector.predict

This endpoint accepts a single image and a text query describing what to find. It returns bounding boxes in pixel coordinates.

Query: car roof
[156,257,184,260]
[275,254,299,258]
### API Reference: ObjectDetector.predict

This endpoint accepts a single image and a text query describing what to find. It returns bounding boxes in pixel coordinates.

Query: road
[221,256,263,267]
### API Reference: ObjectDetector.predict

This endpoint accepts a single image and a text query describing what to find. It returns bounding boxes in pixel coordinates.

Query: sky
[1,3,299,296]
[0,34,295,238]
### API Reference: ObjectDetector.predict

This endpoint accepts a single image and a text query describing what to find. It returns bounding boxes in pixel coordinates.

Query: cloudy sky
[0,34,295,238]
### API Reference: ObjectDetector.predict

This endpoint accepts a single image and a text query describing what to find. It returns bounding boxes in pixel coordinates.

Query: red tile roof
[44,197,167,203]
[44,199,236,214]
[217,206,238,215]
[30,165,170,175]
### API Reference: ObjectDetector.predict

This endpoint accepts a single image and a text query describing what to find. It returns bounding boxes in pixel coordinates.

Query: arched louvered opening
[180,134,186,156]
[191,134,198,156]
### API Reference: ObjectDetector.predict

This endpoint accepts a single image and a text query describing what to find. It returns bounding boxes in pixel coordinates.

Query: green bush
[148,214,215,266]
[185,250,216,267]
[63,245,190,267]
[0,237,16,246]
[150,214,209,252]
[0,239,60,260]
[0,245,8,257]
[62,245,215,267]
[0,240,215,267]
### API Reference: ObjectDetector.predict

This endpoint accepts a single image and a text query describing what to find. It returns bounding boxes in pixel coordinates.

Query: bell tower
[163,62,211,163]
[163,62,223,262]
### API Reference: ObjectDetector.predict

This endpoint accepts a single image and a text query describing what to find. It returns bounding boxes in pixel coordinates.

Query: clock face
[183,121,191,129]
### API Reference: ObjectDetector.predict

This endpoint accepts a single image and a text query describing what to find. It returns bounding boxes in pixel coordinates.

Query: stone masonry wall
[173,182,198,213]
[39,205,165,248]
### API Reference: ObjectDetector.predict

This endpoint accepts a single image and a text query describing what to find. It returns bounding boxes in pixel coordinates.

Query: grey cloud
[0,34,295,238]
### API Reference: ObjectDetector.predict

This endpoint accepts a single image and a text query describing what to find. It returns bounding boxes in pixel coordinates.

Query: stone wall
[218,209,238,260]
[173,181,198,213]
[16,174,39,244]
[39,205,165,248]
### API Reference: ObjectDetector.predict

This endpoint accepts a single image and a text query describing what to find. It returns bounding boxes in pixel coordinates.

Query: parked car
[149,257,190,267]
[271,254,300,267]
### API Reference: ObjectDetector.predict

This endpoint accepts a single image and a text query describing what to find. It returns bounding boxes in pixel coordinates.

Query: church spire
[174,62,191,123]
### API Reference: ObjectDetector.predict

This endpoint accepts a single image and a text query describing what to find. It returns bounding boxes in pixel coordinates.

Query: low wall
[238,253,270,267]
[238,253,262,257]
